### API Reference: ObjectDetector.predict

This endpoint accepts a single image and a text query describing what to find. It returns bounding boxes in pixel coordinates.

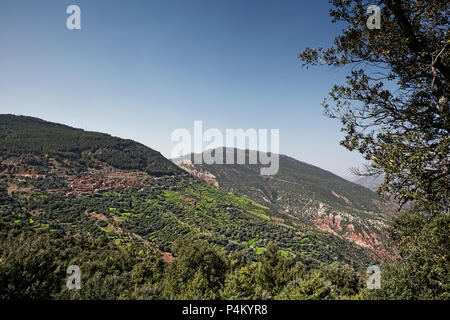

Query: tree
[256,243,302,298]
[366,205,449,300]
[0,227,62,299]
[276,270,335,300]
[299,0,449,206]
[221,264,261,300]
[183,269,215,300]
[320,262,364,298]
[161,239,229,299]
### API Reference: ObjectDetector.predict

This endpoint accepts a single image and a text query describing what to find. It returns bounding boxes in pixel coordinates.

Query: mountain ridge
[173,148,394,260]
[0,115,393,268]
[173,148,383,212]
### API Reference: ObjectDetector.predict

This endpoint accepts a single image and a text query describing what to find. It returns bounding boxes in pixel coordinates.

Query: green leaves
[299,0,450,206]
[366,206,450,300]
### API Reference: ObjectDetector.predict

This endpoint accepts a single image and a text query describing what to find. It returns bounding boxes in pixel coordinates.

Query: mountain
[0,114,183,177]
[174,148,394,261]
[0,115,391,269]
[353,175,385,192]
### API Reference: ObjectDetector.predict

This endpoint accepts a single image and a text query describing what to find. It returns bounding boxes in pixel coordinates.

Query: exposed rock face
[312,202,394,262]
[313,213,342,236]
[176,160,219,187]
[331,190,350,204]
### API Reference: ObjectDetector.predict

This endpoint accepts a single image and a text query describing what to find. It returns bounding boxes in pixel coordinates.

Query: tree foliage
[299,0,449,300]
[366,205,449,299]
[299,0,449,205]
[0,225,366,300]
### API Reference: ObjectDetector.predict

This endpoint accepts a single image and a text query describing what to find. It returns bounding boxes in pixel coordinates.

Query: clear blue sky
[0,0,368,180]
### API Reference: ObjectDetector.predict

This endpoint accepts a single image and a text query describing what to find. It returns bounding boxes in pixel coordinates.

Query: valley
[0,115,394,269]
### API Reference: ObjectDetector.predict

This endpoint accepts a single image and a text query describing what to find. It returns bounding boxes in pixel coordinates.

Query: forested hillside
[174,148,393,259]
[0,115,385,273]
[0,222,368,300]
[1,0,448,302]
[0,114,183,177]
[0,114,392,299]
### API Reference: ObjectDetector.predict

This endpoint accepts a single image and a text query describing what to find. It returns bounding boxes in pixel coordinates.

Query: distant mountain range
[353,175,385,192]
[0,115,394,268]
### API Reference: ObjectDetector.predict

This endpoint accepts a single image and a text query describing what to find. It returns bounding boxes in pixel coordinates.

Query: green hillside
[0,115,383,269]
[176,148,380,212]
[174,148,391,260]
[0,114,183,177]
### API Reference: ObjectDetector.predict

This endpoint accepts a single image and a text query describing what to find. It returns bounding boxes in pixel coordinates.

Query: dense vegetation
[2,0,449,300]
[177,148,381,212]
[367,206,449,300]
[176,148,391,258]
[299,0,449,206]
[0,169,373,268]
[299,0,449,300]
[0,114,386,299]
[0,114,183,177]
[0,222,367,300]
[0,114,381,270]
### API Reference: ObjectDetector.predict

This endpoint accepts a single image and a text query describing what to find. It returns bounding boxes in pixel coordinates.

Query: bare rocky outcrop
[311,202,394,262]
[175,160,219,187]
